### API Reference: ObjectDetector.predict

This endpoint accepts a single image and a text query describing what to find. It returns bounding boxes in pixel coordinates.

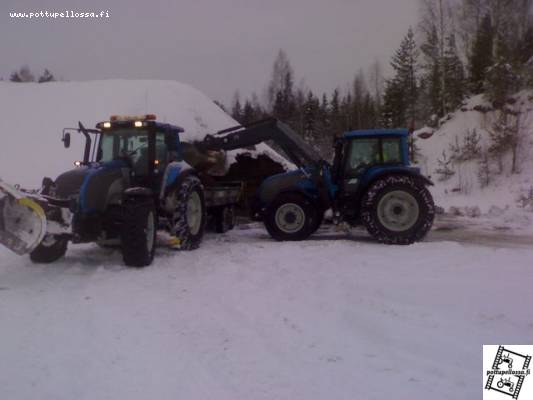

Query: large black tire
[214,205,235,234]
[264,192,319,241]
[121,198,157,267]
[169,175,206,250]
[30,236,68,263]
[360,175,435,245]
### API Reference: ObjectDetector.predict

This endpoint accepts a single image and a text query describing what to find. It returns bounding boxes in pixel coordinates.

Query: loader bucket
[0,181,47,255]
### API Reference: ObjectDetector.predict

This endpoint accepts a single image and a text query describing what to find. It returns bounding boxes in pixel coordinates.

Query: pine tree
[463,128,482,160]
[488,112,515,173]
[484,59,520,107]
[477,152,490,188]
[469,13,494,94]
[38,69,55,83]
[303,91,319,142]
[241,100,256,126]
[267,49,294,113]
[329,89,343,137]
[352,70,367,129]
[435,150,455,181]
[231,91,243,122]
[10,65,35,82]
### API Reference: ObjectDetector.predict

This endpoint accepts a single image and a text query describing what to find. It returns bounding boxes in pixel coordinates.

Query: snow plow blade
[0,181,47,255]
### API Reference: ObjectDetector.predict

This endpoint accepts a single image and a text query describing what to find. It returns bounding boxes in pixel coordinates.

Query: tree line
[3,65,56,83]
[226,0,533,159]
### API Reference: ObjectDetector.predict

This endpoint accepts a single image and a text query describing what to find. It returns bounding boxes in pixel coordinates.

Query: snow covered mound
[0,80,287,188]
[415,92,533,218]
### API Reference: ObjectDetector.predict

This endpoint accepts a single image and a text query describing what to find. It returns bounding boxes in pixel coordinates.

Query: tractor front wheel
[264,193,319,241]
[360,175,434,245]
[169,175,206,250]
[121,198,157,267]
[30,236,68,263]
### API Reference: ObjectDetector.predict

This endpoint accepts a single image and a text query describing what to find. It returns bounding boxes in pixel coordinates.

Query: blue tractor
[196,118,435,244]
[0,114,241,267]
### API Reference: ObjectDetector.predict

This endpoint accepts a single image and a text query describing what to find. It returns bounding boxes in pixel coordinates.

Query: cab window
[155,133,168,166]
[382,138,402,164]
[346,138,380,174]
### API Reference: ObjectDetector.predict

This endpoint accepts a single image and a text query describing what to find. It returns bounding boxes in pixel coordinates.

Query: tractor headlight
[102,122,111,129]
[134,121,143,128]
[74,161,82,167]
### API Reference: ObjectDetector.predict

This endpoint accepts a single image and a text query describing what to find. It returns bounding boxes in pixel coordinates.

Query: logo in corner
[484,345,532,399]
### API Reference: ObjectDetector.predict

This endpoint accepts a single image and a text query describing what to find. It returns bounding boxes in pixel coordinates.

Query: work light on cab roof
[99,114,157,130]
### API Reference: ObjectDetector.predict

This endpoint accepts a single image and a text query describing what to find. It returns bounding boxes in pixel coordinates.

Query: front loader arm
[196,118,323,169]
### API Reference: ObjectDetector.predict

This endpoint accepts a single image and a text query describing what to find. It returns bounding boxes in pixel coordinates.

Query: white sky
[1,0,419,104]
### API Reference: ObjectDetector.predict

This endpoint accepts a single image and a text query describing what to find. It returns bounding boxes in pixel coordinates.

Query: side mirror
[62,132,71,148]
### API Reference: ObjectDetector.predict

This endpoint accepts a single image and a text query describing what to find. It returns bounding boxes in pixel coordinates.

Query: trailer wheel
[121,198,157,267]
[360,175,434,245]
[264,192,318,241]
[29,236,68,264]
[311,210,324,234]
[214,205,235,233]
[169,175,206,250]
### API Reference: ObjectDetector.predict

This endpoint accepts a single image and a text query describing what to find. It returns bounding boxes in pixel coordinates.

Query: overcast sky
[1,0,419,104]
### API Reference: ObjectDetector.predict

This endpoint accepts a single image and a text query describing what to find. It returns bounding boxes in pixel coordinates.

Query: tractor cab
[335,129,410,195]
[95,115,183,184]
[56,115,185,215]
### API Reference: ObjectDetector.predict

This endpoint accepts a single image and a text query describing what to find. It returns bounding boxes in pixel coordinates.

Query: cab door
[341,137,381,196]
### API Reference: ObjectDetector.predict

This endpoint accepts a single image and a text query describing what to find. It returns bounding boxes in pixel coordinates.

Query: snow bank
[415,92,533,217]
[0,80,288,188]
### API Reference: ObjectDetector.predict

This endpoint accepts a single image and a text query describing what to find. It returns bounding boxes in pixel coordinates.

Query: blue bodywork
[78,160,128,213]
[256,128,426,214]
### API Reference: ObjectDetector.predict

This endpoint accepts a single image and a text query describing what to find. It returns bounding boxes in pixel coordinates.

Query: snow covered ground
[1,223,532,400]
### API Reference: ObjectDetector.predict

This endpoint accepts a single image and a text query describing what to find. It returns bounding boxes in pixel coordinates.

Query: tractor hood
[54,166,91,199]
[53,160,128,206]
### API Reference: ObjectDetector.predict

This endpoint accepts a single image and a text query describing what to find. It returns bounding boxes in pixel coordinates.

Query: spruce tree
[420,24,443,119]
[469,13,494,94]
[443,33,466,113]
[381,27,419,128]
[231,91,243,123]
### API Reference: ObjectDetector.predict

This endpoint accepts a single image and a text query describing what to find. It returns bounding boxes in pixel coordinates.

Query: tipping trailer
[0,114,241,267]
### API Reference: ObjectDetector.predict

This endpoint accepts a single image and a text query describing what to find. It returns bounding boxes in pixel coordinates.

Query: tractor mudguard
[0,181,47,255]
[161,163,196,199]
[361,167,434,193]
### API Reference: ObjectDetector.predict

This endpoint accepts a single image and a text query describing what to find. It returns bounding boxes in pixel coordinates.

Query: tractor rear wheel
[264,192,319,241]
[121,198,157,267]
[169,175,206,250]
[30,236,68,263]
[360,175,434,245]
